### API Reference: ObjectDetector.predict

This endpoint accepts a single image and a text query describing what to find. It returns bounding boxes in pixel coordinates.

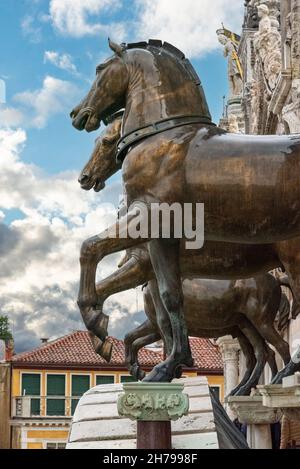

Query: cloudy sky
[0,0,244,352]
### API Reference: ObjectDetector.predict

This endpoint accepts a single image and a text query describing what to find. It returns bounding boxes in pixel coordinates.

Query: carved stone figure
[254,4,282,91]
[244,1,259,30]
[228,114,240,133]
[217,33,243,97]
[282,79,300,133]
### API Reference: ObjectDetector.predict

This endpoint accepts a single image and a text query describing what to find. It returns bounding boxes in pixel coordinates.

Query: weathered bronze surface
[79,125,291,395]
[72,40,300,382]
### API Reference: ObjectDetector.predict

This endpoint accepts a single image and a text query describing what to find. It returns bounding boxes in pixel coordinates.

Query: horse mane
[122,39,201,86]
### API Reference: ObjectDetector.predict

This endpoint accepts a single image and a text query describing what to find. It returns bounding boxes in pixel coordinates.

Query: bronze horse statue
[125,275,291,396]
[78,117,293,393]
[71,40,300,382]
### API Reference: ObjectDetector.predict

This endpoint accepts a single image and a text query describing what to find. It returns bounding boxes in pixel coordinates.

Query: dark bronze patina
[72,40,300,382]
[78,125,292,395]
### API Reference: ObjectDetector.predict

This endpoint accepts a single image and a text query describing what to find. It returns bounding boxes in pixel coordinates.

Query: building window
[120,375,137,383]
[71,375,90,415]
[96,375,115,385]
[21,373,41,416]
[210,386,220,401]
[46,442,66,450]
[46,374,66,416]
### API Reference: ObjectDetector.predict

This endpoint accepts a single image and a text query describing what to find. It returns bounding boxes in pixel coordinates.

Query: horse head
[71,39,212,135]
[78,114,122,192]
[71,40,129,132]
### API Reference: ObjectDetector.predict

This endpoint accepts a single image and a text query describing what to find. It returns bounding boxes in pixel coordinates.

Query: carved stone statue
[244,1,259,29]
[218,33,243,98]
[254,3,282,91]
[228,114,240,133]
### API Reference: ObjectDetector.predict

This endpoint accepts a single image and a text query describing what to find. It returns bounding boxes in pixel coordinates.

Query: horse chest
[122,137,186,202]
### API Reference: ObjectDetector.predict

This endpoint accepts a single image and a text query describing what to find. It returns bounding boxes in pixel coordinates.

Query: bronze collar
[116,115,215,163]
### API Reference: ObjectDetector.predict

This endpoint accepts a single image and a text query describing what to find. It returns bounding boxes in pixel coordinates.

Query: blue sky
[0,0,239,175]
[0,0,244,351]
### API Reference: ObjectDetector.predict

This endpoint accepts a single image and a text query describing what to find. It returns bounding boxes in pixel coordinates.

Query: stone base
[258,383,300,409]
[226,395,281,449]
[66,377,219,449]
[226,395,282,425]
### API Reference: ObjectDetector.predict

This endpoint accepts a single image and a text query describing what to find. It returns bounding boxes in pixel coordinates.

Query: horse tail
[278,275,300,320]
[277,292,291,332]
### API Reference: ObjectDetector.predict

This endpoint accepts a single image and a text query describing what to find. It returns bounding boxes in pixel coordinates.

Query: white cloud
[13,76,80,129]
[134,0,244,58]
[21,15,42,43]
[44,51,78,75]
[0,128,142,352]
[49,0,126,39]
[0,107,24,128]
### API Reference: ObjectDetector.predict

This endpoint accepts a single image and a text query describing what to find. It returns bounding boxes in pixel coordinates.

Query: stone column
[217,336,240,418]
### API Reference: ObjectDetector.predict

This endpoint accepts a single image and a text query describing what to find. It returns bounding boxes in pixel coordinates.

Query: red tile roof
[189,337,223,371]
[12,331,223,372]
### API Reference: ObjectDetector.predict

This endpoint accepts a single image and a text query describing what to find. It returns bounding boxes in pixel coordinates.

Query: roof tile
[12,331,223,372]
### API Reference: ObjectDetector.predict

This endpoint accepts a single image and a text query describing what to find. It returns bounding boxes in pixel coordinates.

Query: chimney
[4,339,14,362]
[40,338,49,344]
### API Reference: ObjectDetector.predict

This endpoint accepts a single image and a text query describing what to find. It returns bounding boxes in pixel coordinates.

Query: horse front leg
[130,332,161,380]
[143,240,193,383]
[78,214,148,349]
[234,317,268,396]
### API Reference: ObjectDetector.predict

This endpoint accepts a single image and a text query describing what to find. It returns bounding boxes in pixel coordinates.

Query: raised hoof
[99,340,113,363]
[89,332,104,354]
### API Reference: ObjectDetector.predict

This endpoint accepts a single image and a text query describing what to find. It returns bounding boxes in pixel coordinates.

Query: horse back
[185,129,300,242]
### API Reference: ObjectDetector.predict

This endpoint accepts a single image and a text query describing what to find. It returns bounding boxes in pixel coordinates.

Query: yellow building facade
[6,332,224,449]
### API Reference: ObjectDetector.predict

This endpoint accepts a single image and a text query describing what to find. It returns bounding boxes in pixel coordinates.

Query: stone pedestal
[258,373,300,420]
[117,382,189,450]
[227,394,282,449]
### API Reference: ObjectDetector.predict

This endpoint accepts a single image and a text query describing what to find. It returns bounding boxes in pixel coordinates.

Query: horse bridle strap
[116,115,215,163]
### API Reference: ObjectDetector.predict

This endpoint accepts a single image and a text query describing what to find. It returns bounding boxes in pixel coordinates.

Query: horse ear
[108,38,123,57]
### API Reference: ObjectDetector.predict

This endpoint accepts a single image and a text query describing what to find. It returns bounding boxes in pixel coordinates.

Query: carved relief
[253,3,282,92]
[117,384,189,421]
[282,79,300,133]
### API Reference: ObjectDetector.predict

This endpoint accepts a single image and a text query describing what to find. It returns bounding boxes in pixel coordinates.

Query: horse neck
[122,52,208,135]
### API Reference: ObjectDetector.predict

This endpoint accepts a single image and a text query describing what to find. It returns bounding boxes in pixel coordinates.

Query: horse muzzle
[71,108,101,132]
[78,174,105,192]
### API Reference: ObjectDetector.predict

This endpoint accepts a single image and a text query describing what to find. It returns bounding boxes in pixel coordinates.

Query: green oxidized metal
[117,383,189,421]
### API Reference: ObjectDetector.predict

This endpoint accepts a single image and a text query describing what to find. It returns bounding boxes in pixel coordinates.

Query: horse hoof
[233,386,252,397]
[142,365,173,383]
[130,365,145,381]
[89,332,104,354]
[99,340,113,363]
[182,356,194,368]
[175,366,183,379]
[271,362,299,385]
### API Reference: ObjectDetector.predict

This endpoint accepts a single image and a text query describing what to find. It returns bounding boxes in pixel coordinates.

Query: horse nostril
[79,174,90,184]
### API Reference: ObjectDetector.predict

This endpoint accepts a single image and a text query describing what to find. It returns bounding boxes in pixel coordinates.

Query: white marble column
[217,336,240,418]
